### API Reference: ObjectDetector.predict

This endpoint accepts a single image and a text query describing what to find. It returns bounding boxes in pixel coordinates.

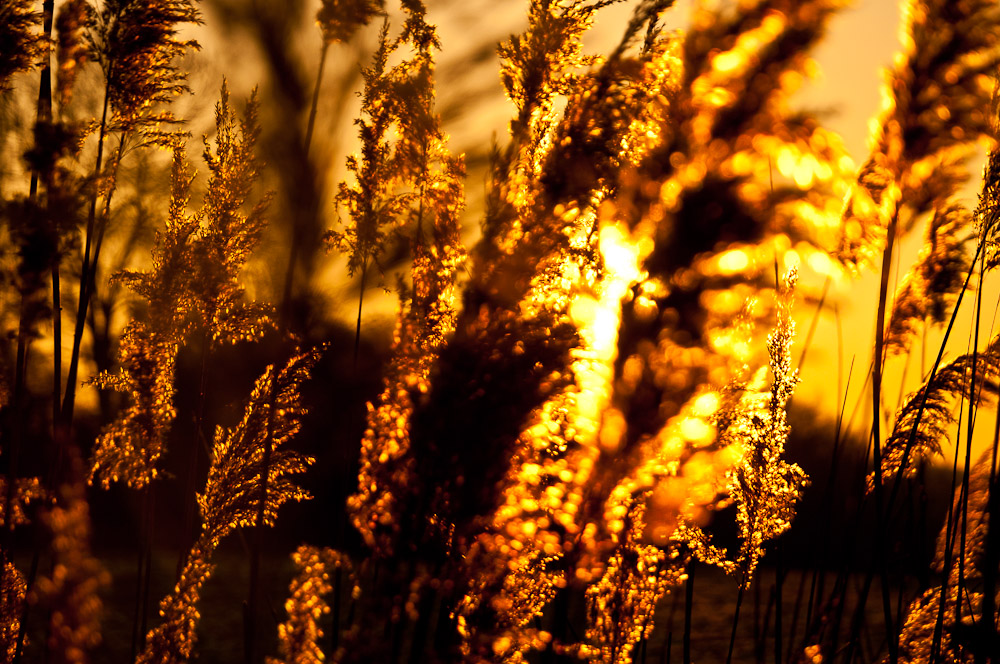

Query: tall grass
[0,0,998,662]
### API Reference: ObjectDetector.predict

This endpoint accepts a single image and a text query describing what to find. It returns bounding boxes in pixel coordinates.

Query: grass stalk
[280,41,330,327]
[979,398,1000,659]
[787,561,808,663]
[774,544,783,664]
[954,237,986,657]
[51,262,61,432]
[931,380,970,662]
[869,209,899,664]
[178,333,211,576]
[246,372,282,664]
[683,560,694,664]
[885,240,982,513]
[353,260,368,367]
[130,484,155,659]
[725,581,744,664]
[62,86,110,423]
[129,486,146,661]
[9,8,55,659]
[304,42,329,161]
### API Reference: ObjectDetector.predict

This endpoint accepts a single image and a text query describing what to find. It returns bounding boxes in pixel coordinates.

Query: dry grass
[0,0,998,662]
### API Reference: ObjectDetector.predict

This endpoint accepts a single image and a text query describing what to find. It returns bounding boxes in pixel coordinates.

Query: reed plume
[839,0,1000,268]
[725,270,807,586]
[63,0,203,423]
[327,17,417,363]
[884,204,973,357]
[269,546,352,664]
[54,0,89,111]
[137,349,319,664]
[0,560,26,662]
[0,0,44,92]
[569,0,844,607]
[316,0,382,46]
[873,110,1000,490]
[344,0,466,556]
[894,449,998,663]
[90,85,272,489]
[88,147,195,489]
[872,335,1000,493]
[583,498,673,664]
[89,0,201,142]
[979,122,1000,269]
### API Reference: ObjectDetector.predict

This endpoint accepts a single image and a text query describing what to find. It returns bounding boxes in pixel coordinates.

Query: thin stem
[141,487,155,649]
[7,302,30,546]
[354,261,368,368]
[870,208,898,664]
[931,374,970,662]
[52,265,61,436]
[9,8,55,659]
[130,485,151,660]
[179,332,210,576]
[978,404,1000,661]
[683,561,694,664]
[725,581,744,664]
[281,41,330,327]
[62,87,111,422]
[886,239,982,513]
[946,248,984,652]
[955,246,985,656]
[304,42,329,161]
[775,544,783,664]
[246,371,281,664]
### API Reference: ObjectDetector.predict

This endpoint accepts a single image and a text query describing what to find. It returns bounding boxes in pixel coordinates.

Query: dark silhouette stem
[354,261,368,367]
[304,41,329,159]
[683,561,694,664]
[51,265,61,433]
[978,404,1000,661]
[931,395,968,662]
[63,87,110,422]
[726,581,744,664]
[281,41,330,326]
[956,239,985,654]
[179,332,210,576]
[246,371,281,664]
[10,7,54,660]
[886,239,981,513]
[869,207,898,664]
[774,544,783,664]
